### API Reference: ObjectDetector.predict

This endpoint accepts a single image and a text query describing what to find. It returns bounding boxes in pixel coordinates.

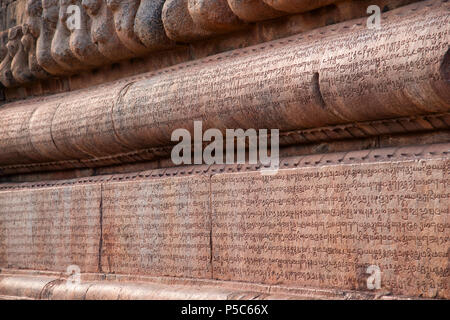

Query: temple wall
[0,147,448,299]
[0,0,448,300]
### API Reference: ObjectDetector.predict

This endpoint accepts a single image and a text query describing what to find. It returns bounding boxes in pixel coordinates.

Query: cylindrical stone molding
[0,0,448,167]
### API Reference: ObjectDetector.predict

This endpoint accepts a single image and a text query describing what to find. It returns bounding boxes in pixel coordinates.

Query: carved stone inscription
[101,175,211,278]
[211,159,450,298]
[0,184,101,272]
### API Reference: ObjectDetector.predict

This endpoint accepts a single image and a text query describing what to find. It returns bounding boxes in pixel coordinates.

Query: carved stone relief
[81,0,135,61]
[22,0,50,79]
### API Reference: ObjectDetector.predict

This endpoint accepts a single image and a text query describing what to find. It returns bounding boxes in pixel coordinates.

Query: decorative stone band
[0,272,399,300]
[0,272,421,300]
[0,112,448,176]
[0,145,449,299]
[0,0,448,169]
[0,0,428,89]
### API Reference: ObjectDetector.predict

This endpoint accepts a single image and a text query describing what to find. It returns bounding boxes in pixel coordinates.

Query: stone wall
[0,0,448,300]
[0,147,449,299]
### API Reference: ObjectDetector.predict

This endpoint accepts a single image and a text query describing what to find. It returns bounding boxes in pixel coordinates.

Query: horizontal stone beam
[0,274,368,300]
[0,0,448,167]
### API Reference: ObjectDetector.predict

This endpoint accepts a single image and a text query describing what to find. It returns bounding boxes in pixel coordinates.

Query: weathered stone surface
[0,30,9,61]
[36,0,70,75]
[0,152,448,299]
[162,0,215,42]
[134,0,174,51]
[0,276,59,299]
[0,0,447,168]
[0,29,17,87]
[0,0,425,90]
[187,0,245,33]
[0,0,448,302]
[106,0,148,55]
[211,158,450,298]
[263,0,338,13]
[0,101,42,165]
[0,1,446,168]
[67,0,107,67]
[227,0,285,22]
[101,175,211,278]
[9,25,33,84]
[50,0,85,73]
[5,0,26,29]
[81,0,134,62]
[0,274,338,300]
[21,0,50,79]
[0,184,101,272]
[50,80,133,158]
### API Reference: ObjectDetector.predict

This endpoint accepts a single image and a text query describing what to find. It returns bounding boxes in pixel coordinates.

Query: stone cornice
[0,0,424,91]
[0,0,448,175]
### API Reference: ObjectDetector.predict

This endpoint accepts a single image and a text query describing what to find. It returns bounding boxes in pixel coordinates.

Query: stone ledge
[0,273,430,300]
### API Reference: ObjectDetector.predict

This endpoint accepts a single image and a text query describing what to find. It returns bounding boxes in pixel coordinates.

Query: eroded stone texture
[81,0,135,62]
[36,0,70,75]
[162,0,215,42]
[101,175,211,278]
[0,29,17,87]
[227,0,285,22]
[0,184,101,272]
[50,0,86,73]
[68,0,108,67]
[263,0,339,13]
[187,0,245,33]
[9,26,34,84]
[0,30,7,61]
[211,159,450,298]
[134,0,174,50]
[106,0,149,56]
[21,0,50,79]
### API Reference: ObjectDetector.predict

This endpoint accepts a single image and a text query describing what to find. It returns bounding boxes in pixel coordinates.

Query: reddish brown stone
[187,0,246,33]
[101,175,211,278]
[0,184,101,272]
[211,158,450,298]
[263,0,338,13]
[227,0,285,22]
